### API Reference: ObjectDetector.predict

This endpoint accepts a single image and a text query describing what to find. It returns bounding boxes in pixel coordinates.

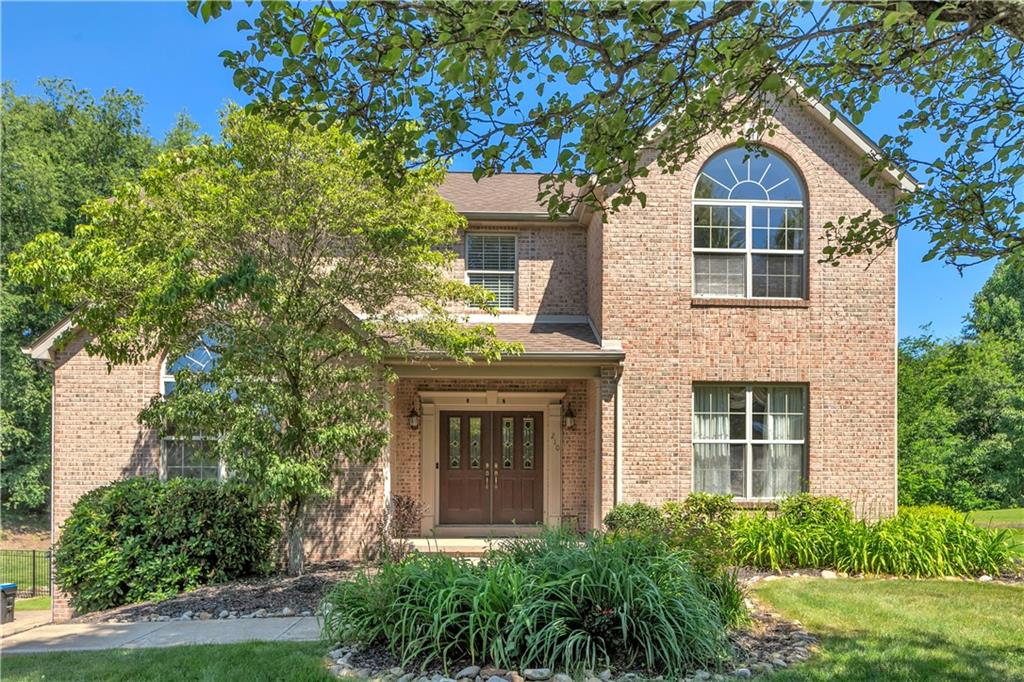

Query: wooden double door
[439,411,544,525]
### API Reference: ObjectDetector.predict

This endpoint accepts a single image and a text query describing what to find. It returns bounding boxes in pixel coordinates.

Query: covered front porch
[385,319,623,539]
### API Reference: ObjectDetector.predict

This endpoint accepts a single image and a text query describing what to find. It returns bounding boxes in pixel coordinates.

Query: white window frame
[159,435,226,481]
[692,152,808,300]
[691,384,807,500]
[464,232,518,310]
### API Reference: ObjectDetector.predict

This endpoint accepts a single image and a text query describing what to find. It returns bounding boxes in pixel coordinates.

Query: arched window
[693,147,806,299]
[159,338,222,480]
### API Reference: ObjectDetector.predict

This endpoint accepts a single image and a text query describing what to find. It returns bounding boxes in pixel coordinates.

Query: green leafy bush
[733,498,1017,577]
[322,530,738,675]
[661,493,736,575]
[55,477,279,613]
[602,502,664,534]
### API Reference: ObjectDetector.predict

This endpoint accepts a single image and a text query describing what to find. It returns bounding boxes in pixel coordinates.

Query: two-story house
[26,97,911,620]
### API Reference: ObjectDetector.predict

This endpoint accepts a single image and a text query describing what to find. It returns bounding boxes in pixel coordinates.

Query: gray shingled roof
[490,322,601,353]
[439,173,550,215]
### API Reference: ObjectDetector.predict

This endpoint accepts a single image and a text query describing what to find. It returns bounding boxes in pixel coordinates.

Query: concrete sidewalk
[0,616,320,654]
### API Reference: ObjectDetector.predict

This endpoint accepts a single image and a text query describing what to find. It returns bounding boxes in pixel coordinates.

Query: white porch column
[419,403,438,535]
[544,402,563,527]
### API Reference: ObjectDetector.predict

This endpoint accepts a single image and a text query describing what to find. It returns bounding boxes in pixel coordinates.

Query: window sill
[690,297,810,309]
[732,498,781,511]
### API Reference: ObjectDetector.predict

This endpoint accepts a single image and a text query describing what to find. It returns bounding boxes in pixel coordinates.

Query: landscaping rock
[820,570,837,579]
[397,674,418,682]
[455,667,481,679]
[732,669,751,678]
[508,672,525,682]
[197,611,212,620]
[480,668,506,679]
[524,670,552,682]
[693,672,712,681]
[252,608,268,618]
[390,668,406,677]
[281,606,296,617]
[978,575,993,582]
[552,674,573,682]
[599,671,612,681]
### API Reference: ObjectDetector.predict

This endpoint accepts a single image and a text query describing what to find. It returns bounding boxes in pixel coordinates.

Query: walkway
[0,616,320,654]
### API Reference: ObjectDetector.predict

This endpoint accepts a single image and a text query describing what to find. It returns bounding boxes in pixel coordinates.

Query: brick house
[26,98,913,621]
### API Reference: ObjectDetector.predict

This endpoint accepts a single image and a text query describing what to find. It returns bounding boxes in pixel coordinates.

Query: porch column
[543,402,563,527]
[419,403,438,535]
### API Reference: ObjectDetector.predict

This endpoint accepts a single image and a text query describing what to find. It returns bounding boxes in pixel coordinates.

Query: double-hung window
[693,147,807,299]
[693,385,806,498]
[159,338,223,481]
[465,233,516,309]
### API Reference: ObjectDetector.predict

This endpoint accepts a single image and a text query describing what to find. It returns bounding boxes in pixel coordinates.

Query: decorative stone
[301,610,313,616]
[771,659,787,668]
[820,570,837,579]
[197,611,212,620]
[508,672,525,682]
[978,575,993,582]
[456,667,481,680]
[552,674,573,682]
[480,668,506,679]
[389,668,406,677]
[397,674,417,682]
[253,608,268,618]
[585,677,603,682]
[732,670,751,679]
[524,670,552,681]
[693,673,712,681]
[599,671,612,682]
[218,610,230,619]
[281,606,296,617]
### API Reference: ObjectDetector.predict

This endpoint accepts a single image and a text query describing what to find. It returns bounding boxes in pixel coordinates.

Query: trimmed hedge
[55,477,279,613]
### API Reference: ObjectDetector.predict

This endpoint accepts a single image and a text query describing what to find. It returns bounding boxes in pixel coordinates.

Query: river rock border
[120,606,314,623]
[325,605,817,682]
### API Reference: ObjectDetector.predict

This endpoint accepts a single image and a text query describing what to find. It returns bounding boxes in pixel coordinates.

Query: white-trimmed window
[693,385,806,498]
[159,339,222,480]
[161,437,224,481]
[693,147,806,299]
[465,233,516,309]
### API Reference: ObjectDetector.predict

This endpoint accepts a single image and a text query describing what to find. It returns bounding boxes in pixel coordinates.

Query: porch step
[408,538,501,558]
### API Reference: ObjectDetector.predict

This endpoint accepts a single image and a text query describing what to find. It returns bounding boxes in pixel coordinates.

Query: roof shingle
[439,173,549,215]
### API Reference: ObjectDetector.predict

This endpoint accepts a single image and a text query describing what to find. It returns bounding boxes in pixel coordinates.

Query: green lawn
[14,595,51,611]
[1,642,336,681]
[969,507,1024,554]
[755,578,1024,681]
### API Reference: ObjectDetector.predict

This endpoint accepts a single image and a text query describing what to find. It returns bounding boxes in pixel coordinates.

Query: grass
[14,595,51,611]
[755,578,1024,681]
[969,507,1024,555]
[0,548,51,595]
[0,642,336,681]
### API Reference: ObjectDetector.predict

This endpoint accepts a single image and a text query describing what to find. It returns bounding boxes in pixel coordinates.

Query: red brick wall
[50,334,163,621]
[596,101,897,515]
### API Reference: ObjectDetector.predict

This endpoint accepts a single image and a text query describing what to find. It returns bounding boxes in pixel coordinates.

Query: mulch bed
[73,559,358,623]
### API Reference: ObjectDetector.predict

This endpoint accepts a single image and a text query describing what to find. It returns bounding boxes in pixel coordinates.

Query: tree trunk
[285,500,306,577]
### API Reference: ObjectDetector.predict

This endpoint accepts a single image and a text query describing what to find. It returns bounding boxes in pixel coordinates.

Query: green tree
[193,1,1023,269]
[11,110,516,574]
[0,80,156,511]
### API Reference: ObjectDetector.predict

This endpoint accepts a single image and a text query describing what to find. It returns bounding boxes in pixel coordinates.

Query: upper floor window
[466,233,516,309]
[159,338,222,480]
[693,148,806,299]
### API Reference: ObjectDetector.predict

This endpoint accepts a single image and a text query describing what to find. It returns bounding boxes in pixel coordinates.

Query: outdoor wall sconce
[407,406,420,430]
[562,404,576,430]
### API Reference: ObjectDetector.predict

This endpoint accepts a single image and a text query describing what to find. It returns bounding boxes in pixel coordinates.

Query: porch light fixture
[562,404,576,430]
[407,406,420,430]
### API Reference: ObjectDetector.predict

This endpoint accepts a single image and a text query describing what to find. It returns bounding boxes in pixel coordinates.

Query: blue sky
[1,1,993,339]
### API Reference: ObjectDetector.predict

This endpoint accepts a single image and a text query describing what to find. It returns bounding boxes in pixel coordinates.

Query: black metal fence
[0,549,52,597]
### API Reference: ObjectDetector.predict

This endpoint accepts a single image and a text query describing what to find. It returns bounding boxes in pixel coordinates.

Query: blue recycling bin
[0,583,16,624]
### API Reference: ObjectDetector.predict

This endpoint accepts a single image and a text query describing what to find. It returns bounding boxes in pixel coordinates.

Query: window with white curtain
[693,385,806,498]
[466,233,516,308]
[693,147,806,299]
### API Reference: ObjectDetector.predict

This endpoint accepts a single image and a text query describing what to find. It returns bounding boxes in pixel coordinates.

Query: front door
[439,411,544,525]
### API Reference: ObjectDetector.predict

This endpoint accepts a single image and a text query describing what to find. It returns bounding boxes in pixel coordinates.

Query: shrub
[55,477,279,613]
[661,493,736,575]
[733,497,1017,577]
[323,529,737,676]
[602,502,664,534]
[365,494,427,563]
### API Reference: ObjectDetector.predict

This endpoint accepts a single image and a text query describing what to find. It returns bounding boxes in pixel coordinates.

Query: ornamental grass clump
[732,494,1018,577]
[322,530,737,676]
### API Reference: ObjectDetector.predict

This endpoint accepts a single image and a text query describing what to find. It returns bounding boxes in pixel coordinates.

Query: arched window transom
[693,147,807,299]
